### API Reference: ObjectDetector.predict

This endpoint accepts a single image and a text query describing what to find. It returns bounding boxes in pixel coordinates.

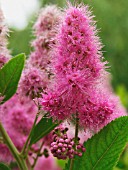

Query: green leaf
[0,53,25,103]
[0,163,10,170]
[64,116,128,170]
[57,159,68,169]
[30,117,59,145]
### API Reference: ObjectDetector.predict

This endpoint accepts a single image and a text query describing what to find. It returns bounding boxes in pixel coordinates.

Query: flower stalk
[31,141,44,168]
[21,111,40,157]
[69,113,79,170]
[0,122,28,170]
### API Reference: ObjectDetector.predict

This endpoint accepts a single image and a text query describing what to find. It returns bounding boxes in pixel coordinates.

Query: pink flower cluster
[0,94,37,162]
[28,5,61,73]
[19,5,62,99]
[19,67,48,98]
[79,84,126,131]
[34,5,61,36]
[41,5,127,131]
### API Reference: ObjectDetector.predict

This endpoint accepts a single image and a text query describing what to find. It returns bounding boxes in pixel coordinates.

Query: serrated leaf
[30,117,59,145]
[0,53,25,103]
[64,116,128,170]
[0,163,10,170]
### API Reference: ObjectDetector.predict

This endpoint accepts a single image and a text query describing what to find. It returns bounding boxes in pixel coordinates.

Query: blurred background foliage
[7,1,128,169]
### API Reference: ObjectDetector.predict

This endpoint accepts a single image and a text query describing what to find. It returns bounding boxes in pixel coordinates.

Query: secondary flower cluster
[0,94,37,162]
[50,127,85,159]
[19,5,62,99]
[42,5,106,120]
[28,5,62,76]
[41,4,127,132]
[19,67,48,98]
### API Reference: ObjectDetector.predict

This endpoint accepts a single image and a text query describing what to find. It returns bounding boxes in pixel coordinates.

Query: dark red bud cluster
[50,127,86,160]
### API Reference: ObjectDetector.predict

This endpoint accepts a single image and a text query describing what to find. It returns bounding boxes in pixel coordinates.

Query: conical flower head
[42,4,107,120]
[34,5,61,36]
[54,5,105,84]
[29,5,62,70]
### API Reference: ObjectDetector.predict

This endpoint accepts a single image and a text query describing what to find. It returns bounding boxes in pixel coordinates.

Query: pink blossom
[79,90,115,131]
[0,144,13,163]
[78,75,127,131]
[41,4,127,132]
[19,67,48,98]
[42,5,106,120]
[0,94,37,157]
[34,5,61,36]
[53,5,105,80]
[42,92,73,120]
[28,5,61,73]
[29,33,53,69]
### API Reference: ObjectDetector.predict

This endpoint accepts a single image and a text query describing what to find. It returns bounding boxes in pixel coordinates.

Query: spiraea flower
[26,6,62,100]
[19,66,48,98]
[0,144,13,163]
[29,32,54,71]
[0,94,37,162]
[42,4,126,130]
[28,5,62,74]
[53,5,105,79]
[42,4,106,120]
[79,85,125,131]
[34,5,61,36]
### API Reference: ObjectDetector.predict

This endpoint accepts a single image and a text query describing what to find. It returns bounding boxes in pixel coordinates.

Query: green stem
[21,112,39,157]
[69,113,79,170]
[0,122,28,170]
[31,141,44,168]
